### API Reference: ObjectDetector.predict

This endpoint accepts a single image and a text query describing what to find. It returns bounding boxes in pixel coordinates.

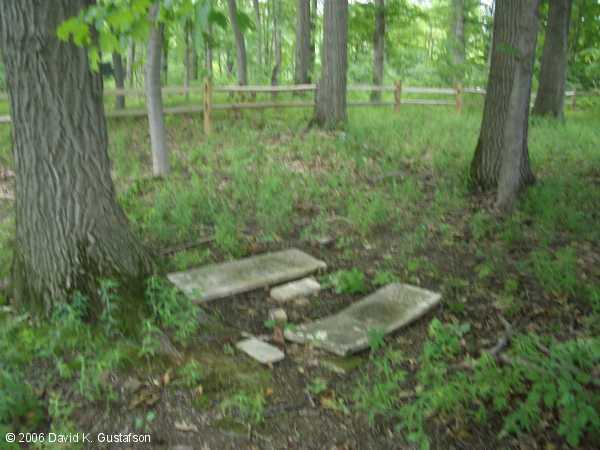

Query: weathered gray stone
[236,338,285,364]
[168,248,326,302]
[284,283,441,356]
[270,277,321,303]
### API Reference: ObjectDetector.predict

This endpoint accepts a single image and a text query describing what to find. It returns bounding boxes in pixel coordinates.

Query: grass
[0,102,598,448]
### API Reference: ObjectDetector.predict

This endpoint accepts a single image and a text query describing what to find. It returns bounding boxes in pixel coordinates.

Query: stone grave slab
[284,283,441,356]
[236,338,285,364]
[270,277,321,303]
[168,248,326,302]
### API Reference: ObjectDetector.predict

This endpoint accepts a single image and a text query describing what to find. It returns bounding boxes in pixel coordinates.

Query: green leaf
[57,17,91,46]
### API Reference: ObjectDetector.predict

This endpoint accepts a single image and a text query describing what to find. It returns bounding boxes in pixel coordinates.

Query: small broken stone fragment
[236,338,285,364]
[270,277,321,303]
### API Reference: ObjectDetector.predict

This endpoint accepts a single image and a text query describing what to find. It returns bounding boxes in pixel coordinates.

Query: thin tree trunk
[371,0,385,101]
[314,0,348,129]
[226,47,234,77]
[310,0,317,79]
[146,2,169,176]
[227,0,248,85]
[112,51,126,109]
[532,0,571,120]
[295,0,312,84]
[470,0,539,210]
[190,20,199,80]
[271,0,282,96]
[184,19,191,99]
[127,41,135,87]
[161,32,168,85]
[450,0,466,83]
[0,0,153,315]
[206,22,213,78]
[252,0,263,69]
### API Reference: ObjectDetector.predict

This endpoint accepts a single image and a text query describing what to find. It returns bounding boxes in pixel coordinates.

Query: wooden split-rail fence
[0,81,585,133]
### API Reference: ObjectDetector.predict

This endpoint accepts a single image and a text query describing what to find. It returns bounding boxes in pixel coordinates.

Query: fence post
[455,83,463,113]
[203,77,212,135]
[571,88,577,111]
[394,80,402,112]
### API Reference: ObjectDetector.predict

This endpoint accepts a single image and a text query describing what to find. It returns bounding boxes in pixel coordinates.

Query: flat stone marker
[284,283,441,356]
[168,248,326,302]
[236,338,285,365]
[270,277,321,303]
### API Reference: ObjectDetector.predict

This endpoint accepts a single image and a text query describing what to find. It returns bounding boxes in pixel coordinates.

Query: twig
[453,315,513,370]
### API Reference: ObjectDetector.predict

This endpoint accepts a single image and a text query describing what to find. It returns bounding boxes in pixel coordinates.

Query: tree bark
[227,0,248,85]
[450,0,466,83]
[314,0,348,129]
[0,0,153,316]
[371,0,385,101]
[112,51,126,109]
[532,0,572,120]
[294,0,312,84]
[146,2,169,176]
[470,0,540,211]
[127,41,136,87]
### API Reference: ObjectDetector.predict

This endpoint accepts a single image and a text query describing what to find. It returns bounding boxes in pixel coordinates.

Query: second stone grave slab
[284,283,441,356]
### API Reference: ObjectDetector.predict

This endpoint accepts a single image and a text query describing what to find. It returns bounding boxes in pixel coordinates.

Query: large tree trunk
[470,0,540,211]
[127,41,136,87]
[0,0,153,316]
[371,0,385,101]
[112,51,126,109]
[450,0,466,83]
[532,0,571,120]
[314,0,348,129]
[294,0,312,84]
[146,2,169,176]
[227,0,248,85]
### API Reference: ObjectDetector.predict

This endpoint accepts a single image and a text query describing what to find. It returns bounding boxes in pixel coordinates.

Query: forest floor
[0,103,599,449]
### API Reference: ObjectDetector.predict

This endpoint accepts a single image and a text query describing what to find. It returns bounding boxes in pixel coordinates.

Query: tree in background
[371,0,385,101]
[449,0,465,84]
[533,0,572,120]
[294,0,312,84]
[146,1,169,176]
[314,0,349,129]
[470,0,540,211]
[227,0,248,85]
[0,0,154,316]
[112,51,126,109]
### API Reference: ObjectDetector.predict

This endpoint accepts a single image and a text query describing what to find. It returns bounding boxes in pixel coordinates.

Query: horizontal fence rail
[0,83,595,126]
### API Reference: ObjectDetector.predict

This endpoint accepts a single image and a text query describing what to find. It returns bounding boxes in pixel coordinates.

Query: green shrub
[329,268,368,295]
[395,320,600,449]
